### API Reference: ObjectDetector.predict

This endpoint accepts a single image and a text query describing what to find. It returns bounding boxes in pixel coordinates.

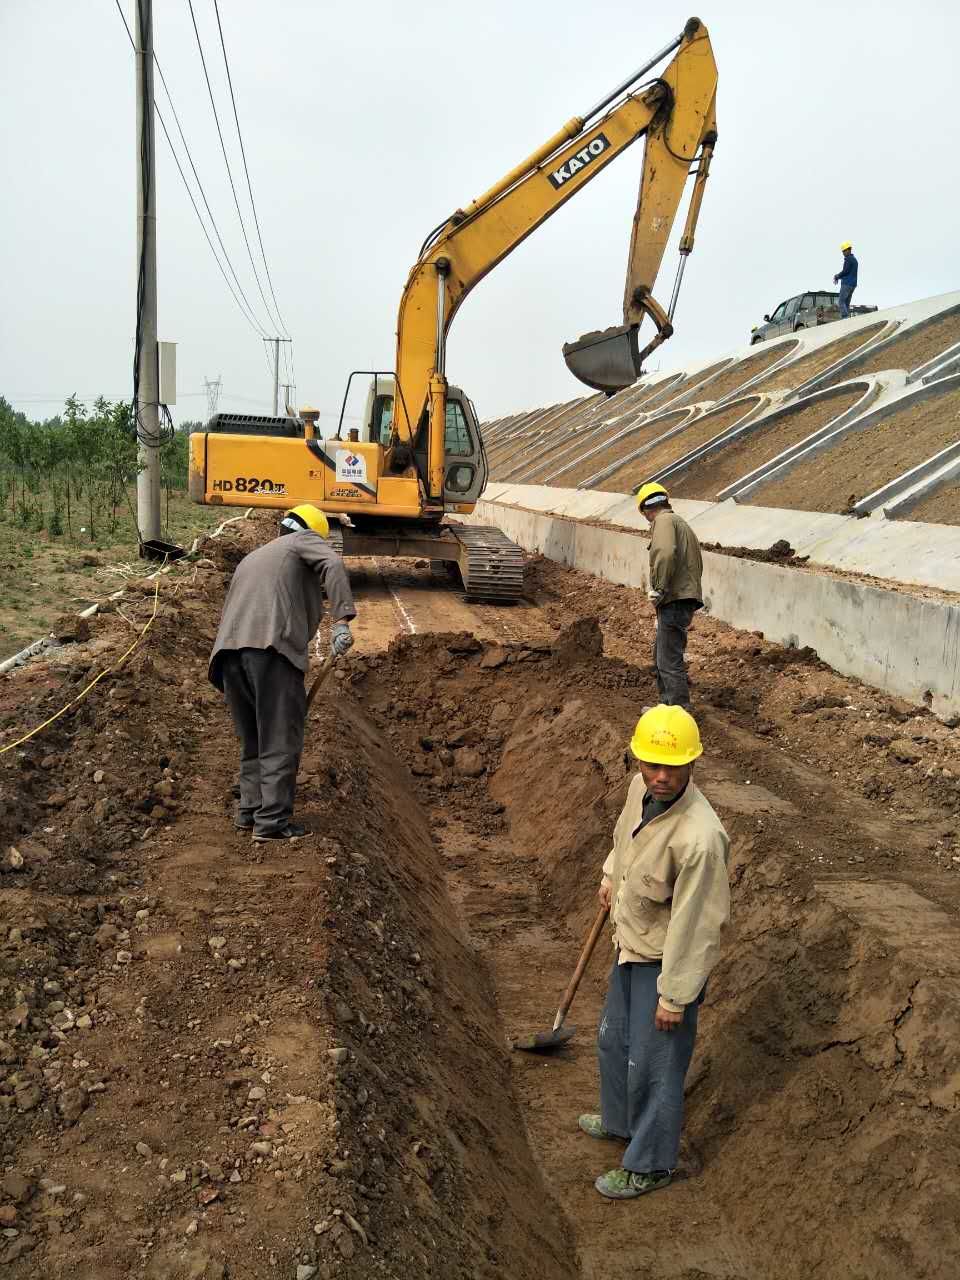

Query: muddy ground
[1,520,959,1279]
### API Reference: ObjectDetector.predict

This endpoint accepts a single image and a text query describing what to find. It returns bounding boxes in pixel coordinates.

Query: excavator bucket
[562,324,643,394]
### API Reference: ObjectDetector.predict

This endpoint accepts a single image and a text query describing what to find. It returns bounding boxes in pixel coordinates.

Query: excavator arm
[390,17,718,498]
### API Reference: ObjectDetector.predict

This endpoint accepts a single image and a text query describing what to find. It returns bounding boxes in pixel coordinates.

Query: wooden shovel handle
[306,655,339,712]
[552,906,610,1031]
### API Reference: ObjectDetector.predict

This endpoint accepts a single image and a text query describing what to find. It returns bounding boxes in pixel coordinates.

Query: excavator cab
[351,375,488,509]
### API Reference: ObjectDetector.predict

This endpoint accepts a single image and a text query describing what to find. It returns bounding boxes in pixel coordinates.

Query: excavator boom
[392,15,718,493]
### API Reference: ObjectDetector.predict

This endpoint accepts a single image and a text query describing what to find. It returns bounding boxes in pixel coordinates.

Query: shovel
[306,655,340,712]
[511,905,609,1053]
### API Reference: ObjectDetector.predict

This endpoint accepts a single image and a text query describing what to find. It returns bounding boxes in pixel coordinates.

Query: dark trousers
[838,284,855,318]
[654,601,696,706]
[220,648,306,836]
[598,958,699,1174]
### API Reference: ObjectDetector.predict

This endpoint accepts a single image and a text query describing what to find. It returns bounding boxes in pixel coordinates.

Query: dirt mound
[701,539,810,567]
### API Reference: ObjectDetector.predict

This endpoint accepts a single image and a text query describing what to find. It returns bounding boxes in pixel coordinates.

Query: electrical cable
[0,580,160,758]
[186,0,285,337]
[112,1,271,341]
[212,0,290,338]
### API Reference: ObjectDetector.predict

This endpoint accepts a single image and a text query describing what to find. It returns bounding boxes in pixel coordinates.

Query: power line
[112,0,270,339]
[212,0,290,338]
[185,0,285,336]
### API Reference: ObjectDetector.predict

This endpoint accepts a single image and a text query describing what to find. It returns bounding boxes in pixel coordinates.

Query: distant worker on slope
[580,704,730,1200]
[208,505,356,843]
[635,483,703,708]
[834,241,859,318]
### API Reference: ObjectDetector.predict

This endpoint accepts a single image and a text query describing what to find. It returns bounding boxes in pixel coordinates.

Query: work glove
[331,622,354,657]
[647,589,663,606]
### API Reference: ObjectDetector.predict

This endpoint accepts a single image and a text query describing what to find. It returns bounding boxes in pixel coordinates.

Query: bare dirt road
[1,522,959,1279]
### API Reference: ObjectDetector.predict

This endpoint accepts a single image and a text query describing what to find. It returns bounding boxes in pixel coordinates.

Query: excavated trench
[2,529,960,1279]
[345,627,960,1280]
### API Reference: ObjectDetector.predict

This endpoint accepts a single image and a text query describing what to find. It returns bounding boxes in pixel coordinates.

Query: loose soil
[752,384,960,513]
[598,398,761,492]
[899,480,960,525]
[555,412,689,488]
[671,340,799,406]
[669,388,865,501]
[749,322,888,395]
[822,309,960,385]
[3,522,960,1278]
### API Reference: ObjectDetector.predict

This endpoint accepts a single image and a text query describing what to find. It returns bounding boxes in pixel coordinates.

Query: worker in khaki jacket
[209,504,356,843]
[635,482,703,708]
[579,704,730,1200]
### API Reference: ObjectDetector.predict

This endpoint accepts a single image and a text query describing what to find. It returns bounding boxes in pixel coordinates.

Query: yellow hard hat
[630,705,703,765]
[840,241,852,251]
[281,504,330,538]
[635,481,670,510]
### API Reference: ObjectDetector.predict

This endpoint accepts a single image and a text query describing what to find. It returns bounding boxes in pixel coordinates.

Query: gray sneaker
[578,1114,613,1140]
[595,1168,672,1199]
[252,822,306,844]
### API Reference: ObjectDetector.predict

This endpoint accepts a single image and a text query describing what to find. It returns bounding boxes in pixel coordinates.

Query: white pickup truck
[750,290,877,343]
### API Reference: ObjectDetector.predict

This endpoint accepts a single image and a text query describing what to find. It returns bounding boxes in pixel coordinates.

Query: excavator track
[451,525,525,602]
[325,526,345,556]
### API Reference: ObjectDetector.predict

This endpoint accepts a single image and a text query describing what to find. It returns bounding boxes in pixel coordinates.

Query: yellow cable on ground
[0,578,161,758]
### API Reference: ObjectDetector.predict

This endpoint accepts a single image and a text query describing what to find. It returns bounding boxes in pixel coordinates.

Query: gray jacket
[208,532,356,689]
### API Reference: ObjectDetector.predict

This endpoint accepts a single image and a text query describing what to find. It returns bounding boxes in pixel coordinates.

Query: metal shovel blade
[510,1024,576,1054]
[562,324,642,393]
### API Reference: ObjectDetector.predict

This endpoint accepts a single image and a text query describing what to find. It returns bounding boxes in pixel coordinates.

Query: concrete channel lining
[699,380,881,502]
[882,449,960,519]
[513,414,620,483]
[705,336,803,408]
[504,391,639,482]
[800,301,960,397]
[843,374,960,514]
[787,320,900,400]
[470,495,960,719]
[578,394,770,491]
[720,378,887,502]
[515,381,688,483]
[911,341,960,386]
[651,381,876,495]
[490,400,583,473]
[547,406,700,486]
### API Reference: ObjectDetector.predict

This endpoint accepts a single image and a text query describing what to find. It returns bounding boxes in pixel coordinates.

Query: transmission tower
[204,375,222,420]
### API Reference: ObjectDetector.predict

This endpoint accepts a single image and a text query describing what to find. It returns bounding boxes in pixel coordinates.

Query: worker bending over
[209,504,356,843]
[581,705,730,1199]
[834,241,858,318]
[636,483,703,708]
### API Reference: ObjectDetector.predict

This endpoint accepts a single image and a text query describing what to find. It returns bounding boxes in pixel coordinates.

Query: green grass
[0,489,225,657]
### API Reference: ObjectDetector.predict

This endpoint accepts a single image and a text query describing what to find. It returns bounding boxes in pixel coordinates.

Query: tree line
[0,395,201,541]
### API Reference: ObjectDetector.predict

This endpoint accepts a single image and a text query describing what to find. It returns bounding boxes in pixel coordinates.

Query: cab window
[800,294,815,310]
[783,296,801,319]
[445,401,473,456]
[375,395,394,446]
[770,301,787,322]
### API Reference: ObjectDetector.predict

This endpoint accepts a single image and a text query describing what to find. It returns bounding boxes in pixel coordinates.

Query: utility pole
[135,0,161,542]
[265,337,292,416]
[281,383,295,414]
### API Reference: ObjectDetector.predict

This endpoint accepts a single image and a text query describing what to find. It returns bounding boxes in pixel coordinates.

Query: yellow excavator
[189,17,718,599]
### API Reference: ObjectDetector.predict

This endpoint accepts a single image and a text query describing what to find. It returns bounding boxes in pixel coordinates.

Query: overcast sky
[2,0,958,430]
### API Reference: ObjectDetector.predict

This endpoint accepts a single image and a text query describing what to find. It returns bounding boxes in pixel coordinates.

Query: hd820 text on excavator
[188,17,718,600]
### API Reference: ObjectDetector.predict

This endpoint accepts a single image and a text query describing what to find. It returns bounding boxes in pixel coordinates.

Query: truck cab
[750,291,877,343]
